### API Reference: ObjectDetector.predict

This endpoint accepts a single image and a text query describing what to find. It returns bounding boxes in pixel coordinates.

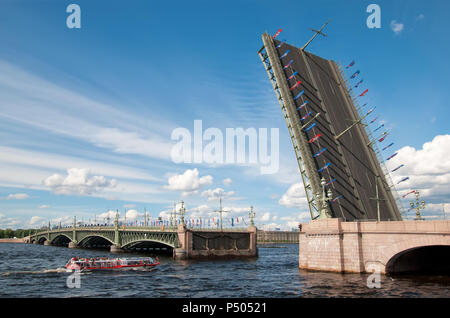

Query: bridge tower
[111,209,122,253]
[68,216,77,248]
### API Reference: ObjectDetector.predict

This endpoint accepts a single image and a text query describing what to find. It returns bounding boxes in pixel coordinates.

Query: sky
[0,0,449,230]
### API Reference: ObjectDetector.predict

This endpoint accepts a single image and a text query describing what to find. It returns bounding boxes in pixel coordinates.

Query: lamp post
[179,201,186,226]
[317,177,332,219]
[249,206,256,226]
[410,191,425,220]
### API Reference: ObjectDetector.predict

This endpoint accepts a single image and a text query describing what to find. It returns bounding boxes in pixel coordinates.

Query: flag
[359,89,369,97]
[361,103,368,107]
[402,190,415,198]
[332,195,343,202]
[346,61,355,69]
[397,177,410,185]
[366,107,376,115]
[382,142,394,151]
[231,218,234,227]
[308,133,322,143]
[288,71,298,80]
[301,111,312,121]
[350,70,360,79]
[280,49,290,59]
[290,81,302,91]
[354,79,364,88]
[318,162,332,173]
[273,29,282,38]
[276,40,286,48]
[304,122,316,132]
[325,178,336,186]
[391,164,404,172]
[378,135,388,142]
[313,147,327,158]
[386,152,398,160]
[297,100,308,110]
[293,90,305,100]
[370,117,378,124]
[283,59,294,69]
[373,124,384,133]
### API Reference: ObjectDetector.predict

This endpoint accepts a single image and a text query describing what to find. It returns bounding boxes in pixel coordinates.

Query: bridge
[299,218,450,274]
[26,216,258,260]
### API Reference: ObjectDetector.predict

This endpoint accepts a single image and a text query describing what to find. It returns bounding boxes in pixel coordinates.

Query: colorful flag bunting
[290,81,302,91]
[359,89,369,97]
[318,162,332,173]
[386,152,398,160]
[288,71,298,80]
[273,29,283,38]
[308,133,322,143]
[382,142,394,151]
[293,90,305,100]
[276,40,286,48]
[304,122,316,132]
[346,61,355,69]
[313,147,327,158]
[332,195,343,202]
[280,49,290,59]
[325,178,336,186]
[354,80,364,88]
[283,59,294,69]
[350,70,360,79]
[391,164,404,172]
[301,111,312,121]
[402,190,415,198]
[397,177,410,185]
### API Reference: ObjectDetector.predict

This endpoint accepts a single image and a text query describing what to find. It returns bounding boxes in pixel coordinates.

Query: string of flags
[346,58,411,203]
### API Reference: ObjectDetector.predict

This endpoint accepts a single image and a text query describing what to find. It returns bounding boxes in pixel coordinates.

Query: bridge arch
[77,234,114,248]
[37,237,48,244]
[51,234,73,247]
[121,239,175,254]
[378,236,450,275]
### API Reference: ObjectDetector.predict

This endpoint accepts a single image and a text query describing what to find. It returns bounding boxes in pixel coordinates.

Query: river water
[0,243,448,298]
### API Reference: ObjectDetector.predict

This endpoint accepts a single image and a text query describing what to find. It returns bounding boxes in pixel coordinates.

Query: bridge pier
[68,242,78,248]
[44,241,51,246]
[110,244,123,253]
[299,218,450,274]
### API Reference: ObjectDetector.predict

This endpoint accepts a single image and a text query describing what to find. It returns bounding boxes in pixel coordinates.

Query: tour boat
[64,257,159,270]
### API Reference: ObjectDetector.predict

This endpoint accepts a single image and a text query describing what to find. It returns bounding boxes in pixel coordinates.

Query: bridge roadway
[27,223,258,260]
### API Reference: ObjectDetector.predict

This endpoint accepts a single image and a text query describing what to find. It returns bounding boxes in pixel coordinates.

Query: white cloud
[390,20,404,35]
[6,193,29,200]
[43,168,117,196]
[125,209,143,220]
[164,168,213,196]
[29,216,45,227]
[123,204,136,208]
[38,205,50,209]
[278,182,308,209]
[201,187,235,201]
[416,14,425,21]
[260,212,270,222]
[386,135,450,203]
[223,178,232,186]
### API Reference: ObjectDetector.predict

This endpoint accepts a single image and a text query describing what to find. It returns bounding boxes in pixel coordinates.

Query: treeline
[0,229,34,238]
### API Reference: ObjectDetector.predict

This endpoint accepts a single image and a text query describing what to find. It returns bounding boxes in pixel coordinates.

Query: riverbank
[0,238,25,243]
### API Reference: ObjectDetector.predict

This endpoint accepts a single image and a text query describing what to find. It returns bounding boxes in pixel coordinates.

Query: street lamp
[317,177,332,219]
[249,206,256,226]
[410,191,425,220]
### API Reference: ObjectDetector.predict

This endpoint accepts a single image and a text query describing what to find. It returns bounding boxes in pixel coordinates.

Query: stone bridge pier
[299,218,450,275]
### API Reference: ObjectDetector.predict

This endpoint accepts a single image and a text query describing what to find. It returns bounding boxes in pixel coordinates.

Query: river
[0,243,448,297]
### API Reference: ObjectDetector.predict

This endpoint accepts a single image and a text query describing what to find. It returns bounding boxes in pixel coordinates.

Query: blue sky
[0,0,449,229]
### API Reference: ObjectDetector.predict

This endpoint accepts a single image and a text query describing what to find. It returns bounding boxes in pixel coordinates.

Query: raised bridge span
[27,223,258,260]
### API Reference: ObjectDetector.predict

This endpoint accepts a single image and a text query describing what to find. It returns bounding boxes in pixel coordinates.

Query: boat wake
[1,267,87,276]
